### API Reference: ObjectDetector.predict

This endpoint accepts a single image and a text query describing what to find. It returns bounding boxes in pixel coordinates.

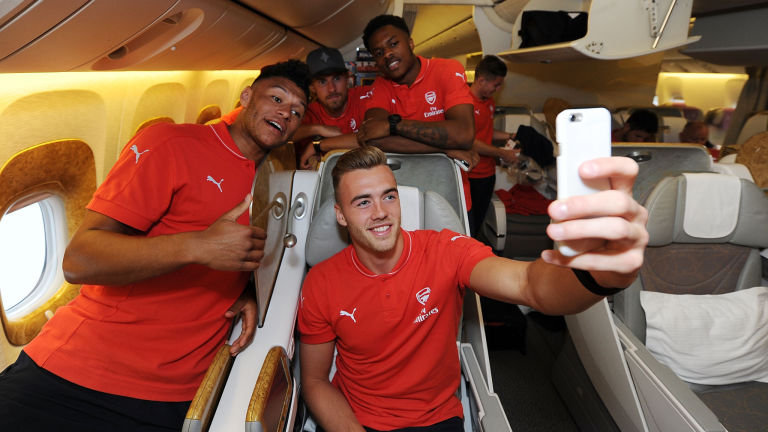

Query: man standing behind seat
[611,109,659,142]
[679,120,720,160]
[0,61,310,431]
[293,47,371,169]
[355,14,477,211]
[299,146,648,431]
[467,55,520,236]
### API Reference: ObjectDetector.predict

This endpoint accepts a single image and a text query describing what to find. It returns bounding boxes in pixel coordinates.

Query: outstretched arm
[63,194,266,286]
[358,105,475,152]
[300,341,365,432]
[468,156,648,314]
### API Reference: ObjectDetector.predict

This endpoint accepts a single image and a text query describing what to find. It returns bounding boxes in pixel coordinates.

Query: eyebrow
[349,187,398,204]
[271,84,308,109]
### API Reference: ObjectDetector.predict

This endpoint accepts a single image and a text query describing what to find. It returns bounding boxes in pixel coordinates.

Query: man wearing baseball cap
[293,47,371,168]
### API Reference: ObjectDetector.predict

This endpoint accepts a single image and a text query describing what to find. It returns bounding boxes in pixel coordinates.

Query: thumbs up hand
[196,194,267,272]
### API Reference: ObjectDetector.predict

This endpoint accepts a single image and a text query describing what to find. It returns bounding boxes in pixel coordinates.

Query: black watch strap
[572,269,624,297]
[311,135,324,154]
[388,114,401,136]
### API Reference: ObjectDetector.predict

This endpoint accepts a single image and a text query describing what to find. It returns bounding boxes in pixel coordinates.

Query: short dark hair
[475,55,507,80]
[332,146,389,202]
[626,109,659,134]
[363,15,411,52]
[254,59,310,100]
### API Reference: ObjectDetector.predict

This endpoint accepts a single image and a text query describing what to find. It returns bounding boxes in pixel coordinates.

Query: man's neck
[469,83,484,101]
[353,231,405,275]
[226,122,267,164]
[397,56,422,87]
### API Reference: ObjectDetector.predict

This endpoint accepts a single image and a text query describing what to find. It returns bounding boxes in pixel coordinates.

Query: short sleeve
[364,79,395,113]
[298,267,336,344]
[437,230,495,288]
[440,60,473,111]
[87,125,178,231]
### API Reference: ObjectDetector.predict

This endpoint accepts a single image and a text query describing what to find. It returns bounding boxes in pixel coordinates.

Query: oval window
[0,196,66,318]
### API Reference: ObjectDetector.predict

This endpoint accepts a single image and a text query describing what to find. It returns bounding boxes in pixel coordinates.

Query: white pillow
[641,287,768,386]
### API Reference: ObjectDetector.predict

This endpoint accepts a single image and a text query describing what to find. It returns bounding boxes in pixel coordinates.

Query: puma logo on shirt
[206,176,224,192]
[130,145,150,164]
[340,308,357,323]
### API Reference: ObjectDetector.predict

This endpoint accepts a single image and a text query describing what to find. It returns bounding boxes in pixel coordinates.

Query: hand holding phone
[555,107,611,256]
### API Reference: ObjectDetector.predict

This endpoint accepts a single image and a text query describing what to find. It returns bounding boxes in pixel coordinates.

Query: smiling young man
[292,47,371,169]
[355,14,477,211]
[0,61,310,431]
[298,146,648,432]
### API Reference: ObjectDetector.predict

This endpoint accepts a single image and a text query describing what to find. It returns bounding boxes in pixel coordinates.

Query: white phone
[555,107,612,256]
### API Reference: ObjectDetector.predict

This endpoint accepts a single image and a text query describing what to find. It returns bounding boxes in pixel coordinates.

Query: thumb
[220,194,252,221]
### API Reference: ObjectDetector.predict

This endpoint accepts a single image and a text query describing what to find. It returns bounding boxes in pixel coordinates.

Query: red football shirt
[299,229,494,430]
[25,121,255,401]
[366,57,474,209]
[302,86,370,134]
[469,93,497,179]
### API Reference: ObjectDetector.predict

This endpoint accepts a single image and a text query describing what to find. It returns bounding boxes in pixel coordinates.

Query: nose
[371,199,387,220]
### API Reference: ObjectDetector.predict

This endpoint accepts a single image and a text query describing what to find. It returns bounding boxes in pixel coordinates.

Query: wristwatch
[311,135,324,154]
[388,114,402,136]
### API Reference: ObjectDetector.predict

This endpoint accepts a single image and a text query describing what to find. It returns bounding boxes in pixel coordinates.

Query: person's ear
[408,37,415,53]
[334,203,347,227]
[240,87,253,108]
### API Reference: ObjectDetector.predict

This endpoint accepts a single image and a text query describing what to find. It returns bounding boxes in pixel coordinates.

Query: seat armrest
[183,345,234,432]
[481,195,507,251]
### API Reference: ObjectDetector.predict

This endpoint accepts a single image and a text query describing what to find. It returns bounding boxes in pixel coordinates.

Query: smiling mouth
[266,120,283,133]
[387,59,400,71]
[369,224,391,235]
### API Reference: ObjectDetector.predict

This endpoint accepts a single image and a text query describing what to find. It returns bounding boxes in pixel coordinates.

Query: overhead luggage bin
[240,0,392,48]
[497,0,700,63]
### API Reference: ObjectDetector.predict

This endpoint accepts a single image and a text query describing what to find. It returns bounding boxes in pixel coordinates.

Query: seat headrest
[645,173,768,248]
[304,186,463,267]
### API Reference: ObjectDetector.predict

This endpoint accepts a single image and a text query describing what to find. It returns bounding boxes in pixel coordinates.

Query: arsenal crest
[424,91,436,105]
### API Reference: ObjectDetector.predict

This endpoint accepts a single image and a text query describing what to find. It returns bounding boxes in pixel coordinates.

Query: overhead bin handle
[283,193,307,248]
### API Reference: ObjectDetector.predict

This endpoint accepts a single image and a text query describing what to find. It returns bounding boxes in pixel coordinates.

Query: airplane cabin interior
[1,1,767,431]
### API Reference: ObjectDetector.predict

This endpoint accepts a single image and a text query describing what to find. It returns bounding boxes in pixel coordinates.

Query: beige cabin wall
[0,70,259,184]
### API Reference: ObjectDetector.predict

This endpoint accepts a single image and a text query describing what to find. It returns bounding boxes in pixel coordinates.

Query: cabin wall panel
[0,70,259,184]
[0,90,107,178]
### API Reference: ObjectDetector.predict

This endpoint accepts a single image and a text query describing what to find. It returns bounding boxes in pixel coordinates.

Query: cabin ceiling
[0,0,767,73]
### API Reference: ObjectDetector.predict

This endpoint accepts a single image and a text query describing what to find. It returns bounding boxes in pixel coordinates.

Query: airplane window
[0,196,67,317]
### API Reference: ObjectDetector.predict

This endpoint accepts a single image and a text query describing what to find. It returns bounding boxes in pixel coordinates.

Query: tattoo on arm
[397,122,449,149]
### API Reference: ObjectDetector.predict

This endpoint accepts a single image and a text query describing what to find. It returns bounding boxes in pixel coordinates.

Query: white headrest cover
[682,173,740,239]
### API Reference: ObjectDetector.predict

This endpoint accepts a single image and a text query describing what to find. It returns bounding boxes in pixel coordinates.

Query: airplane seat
[659,114,686,143]
[301,152,511,432]
[704,107,734,148]
[196,104,222,124]
[736,110,768,145]
[134,116,175,136]
[735,130,768,192]
[613,172,768,431]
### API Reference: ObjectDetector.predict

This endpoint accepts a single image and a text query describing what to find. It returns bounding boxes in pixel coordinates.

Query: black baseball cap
[306,47,348,79]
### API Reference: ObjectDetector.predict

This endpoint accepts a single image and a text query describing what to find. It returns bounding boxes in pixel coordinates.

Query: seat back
[614,173,768,340]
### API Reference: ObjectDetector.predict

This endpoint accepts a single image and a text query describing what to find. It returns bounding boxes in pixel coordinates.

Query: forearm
[523,259,603,315]
[368,135,448,154]
[63,229,198,286]
[293,124,342,142]
[318,134,359,152]
[394,119,472,150]
[473,139,504,158]
[302,378,365,432]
